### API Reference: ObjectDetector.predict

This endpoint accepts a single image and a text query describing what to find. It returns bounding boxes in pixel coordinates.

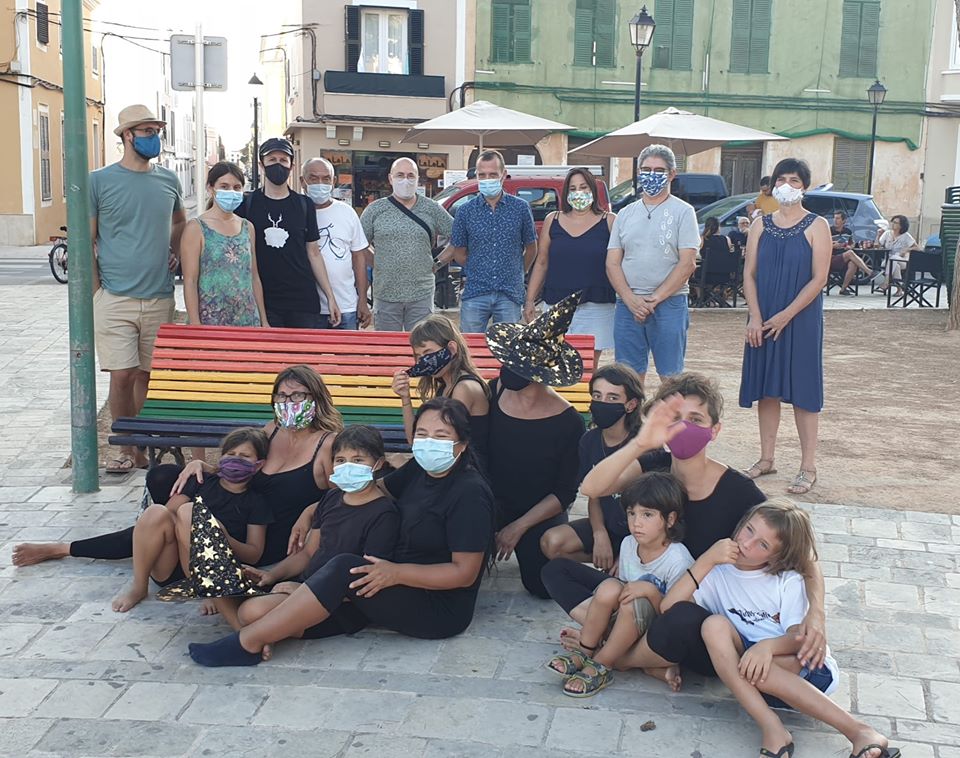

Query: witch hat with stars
[485,291,585,387]
[156,495,270,602]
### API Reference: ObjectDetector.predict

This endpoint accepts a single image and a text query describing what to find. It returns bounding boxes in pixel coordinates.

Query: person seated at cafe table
[876,214,922,297]
[830,211,873,296]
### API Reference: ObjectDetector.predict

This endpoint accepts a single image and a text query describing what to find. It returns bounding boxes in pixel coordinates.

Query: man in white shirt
[300,157,372,329]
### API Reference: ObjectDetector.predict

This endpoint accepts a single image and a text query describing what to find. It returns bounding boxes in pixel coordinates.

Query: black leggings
[509,512,567,599]
[540,557,609,614]
[303,553,477,640]
[646,601,715,676]
[68,464,182,562]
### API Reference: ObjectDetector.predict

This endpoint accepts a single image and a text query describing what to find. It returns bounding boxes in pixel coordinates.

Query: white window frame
[38,105,52,205]
[360,8,408,75]
[950,6,960,70]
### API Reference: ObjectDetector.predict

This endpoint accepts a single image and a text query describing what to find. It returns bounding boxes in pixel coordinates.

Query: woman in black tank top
[392,314,490,464]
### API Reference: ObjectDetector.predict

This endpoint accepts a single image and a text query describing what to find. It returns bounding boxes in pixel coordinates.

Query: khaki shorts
[93,288,174,372]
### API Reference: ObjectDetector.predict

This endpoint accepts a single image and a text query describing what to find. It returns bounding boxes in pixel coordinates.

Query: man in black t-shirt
[237,137,341,328]
[829,210,873,295]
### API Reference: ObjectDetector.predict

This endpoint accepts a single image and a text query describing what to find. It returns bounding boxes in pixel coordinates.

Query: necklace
[641,199,666,220]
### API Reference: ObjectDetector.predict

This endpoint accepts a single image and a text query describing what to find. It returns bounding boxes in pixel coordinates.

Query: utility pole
[61,0,99,492]
[194,24,205,210]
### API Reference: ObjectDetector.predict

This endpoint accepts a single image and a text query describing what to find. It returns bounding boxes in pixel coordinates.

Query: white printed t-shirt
[314,198,368,315]
[617,539,694,595]
[694,564,839,693]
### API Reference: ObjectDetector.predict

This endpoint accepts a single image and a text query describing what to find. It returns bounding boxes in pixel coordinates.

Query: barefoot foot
[643,665,682,692]
[261,644,273,662]
[12,542,70,567]
[560,626,581,651]
[850,725,892,758]
[112,585,148,613]
[199,599,220,616]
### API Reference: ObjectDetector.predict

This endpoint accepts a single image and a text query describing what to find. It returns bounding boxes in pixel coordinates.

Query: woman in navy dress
[739,159,832,495]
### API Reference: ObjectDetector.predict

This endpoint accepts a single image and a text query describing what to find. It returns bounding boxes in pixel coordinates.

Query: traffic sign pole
[194,24,205,213]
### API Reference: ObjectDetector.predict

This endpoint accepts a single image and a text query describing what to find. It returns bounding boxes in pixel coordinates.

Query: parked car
[695,190,885,242]
[608,173,729,212]
[435,167,611,235]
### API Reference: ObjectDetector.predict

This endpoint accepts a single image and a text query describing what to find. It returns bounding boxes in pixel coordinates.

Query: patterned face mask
[638,171,670,197]
[406,346,454,377]
[274,398,316,429]
[567,190,593,211]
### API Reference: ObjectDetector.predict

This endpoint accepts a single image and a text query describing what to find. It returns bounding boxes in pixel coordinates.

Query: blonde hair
[409,315,486,402]
[734,497,819,577]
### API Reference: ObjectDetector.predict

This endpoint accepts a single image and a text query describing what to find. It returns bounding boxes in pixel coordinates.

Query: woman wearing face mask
[484,294,587,598]
[391,314,490,462]
[739,158,832,495]
[187,397,495,667]
[180,161,268,327]
[524,168,617,367]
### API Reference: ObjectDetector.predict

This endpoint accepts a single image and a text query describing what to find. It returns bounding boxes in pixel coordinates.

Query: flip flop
[849,747,900,758]
[105,455,136,474]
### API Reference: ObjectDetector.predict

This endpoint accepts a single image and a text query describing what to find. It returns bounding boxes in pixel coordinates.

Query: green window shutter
[832,137,869,193]
[594,0,617,68]
[672,0,695,71]
[730,0,751,72]
[747,0,771,73]
[653,0,675,69]
[573,3,595,66]
[858,1,880,77]
[838,2,862,77]
[513,3,532,63]
[491,2,511,63]
[345,5,361,72]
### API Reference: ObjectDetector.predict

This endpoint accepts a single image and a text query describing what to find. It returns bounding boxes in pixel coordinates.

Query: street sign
[169,34,228,91]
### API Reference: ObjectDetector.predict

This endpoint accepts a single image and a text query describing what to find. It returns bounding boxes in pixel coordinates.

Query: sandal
[849,747,900,758]
[761,743,794,758]
[787,469,817,495]
[545,646,592,676]
[106,455,137,474]
[744,459,777,480]
[562,658,613,698]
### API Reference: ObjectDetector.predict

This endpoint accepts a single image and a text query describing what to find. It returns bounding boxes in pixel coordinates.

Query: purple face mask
[667,420,713,460]
[218,456,261,483]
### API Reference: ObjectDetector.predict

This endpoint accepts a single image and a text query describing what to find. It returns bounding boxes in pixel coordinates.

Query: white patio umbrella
[400,100,574,152]
[568,107,786,158]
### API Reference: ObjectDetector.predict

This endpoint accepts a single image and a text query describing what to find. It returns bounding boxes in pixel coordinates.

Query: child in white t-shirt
[546,472,693,697]
[663,498,900,758]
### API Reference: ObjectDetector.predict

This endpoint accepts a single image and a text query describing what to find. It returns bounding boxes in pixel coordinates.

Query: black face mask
[263,163,291,186]
[590,400,628,430]
[499,366,531,391]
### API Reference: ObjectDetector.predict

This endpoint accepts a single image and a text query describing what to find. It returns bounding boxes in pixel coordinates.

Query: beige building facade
[0,0,104,245]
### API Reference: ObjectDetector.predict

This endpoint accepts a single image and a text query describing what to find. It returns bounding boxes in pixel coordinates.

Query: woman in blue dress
[739,159,832,495]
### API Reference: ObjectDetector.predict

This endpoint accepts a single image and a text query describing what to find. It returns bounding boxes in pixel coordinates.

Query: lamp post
[628,6,656,187]
[866,79,887,195]
[248,73,263,189]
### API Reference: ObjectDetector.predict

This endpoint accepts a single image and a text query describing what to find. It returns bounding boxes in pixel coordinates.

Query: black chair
[888,248,944,308]
[692,239,741,307]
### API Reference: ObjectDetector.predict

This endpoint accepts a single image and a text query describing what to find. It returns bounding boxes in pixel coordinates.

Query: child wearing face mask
[664,500,899,758]
[236,425,399,636]
[110,428,273,615]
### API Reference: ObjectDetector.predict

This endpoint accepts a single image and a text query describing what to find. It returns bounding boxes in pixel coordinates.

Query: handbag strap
[387,196,435,246]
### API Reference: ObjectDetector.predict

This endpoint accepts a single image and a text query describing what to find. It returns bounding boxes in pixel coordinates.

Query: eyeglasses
[133,127,164,138]
[273,391,309,403]
[638,167,669,175]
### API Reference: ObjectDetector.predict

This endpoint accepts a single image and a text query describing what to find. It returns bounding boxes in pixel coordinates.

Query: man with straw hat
[90,104,185,473]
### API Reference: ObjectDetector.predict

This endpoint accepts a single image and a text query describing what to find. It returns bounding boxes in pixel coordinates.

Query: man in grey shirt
[606,144,700,383]
[360,158,453,330]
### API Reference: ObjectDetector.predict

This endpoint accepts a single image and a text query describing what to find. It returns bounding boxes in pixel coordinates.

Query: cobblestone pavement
[0,285,951,757]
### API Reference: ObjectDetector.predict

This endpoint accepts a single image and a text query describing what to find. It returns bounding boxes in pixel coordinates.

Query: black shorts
[568,518,629,555]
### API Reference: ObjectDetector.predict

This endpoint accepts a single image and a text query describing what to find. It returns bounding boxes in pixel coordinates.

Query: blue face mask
[638,171,670,197]
[477,178,502,198]
[214,190,243,213]
[412,437,460,474]
[306,182,333,204]
[329,461,376,493]
[132,134,162,160]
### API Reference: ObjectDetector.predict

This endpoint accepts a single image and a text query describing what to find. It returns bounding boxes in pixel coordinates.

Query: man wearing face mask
[89,104,186,473]
[235,138,340,329]
[360,157,453,331]
[605,144,700,385]
[300,157,372,329]
[438,150,538,333]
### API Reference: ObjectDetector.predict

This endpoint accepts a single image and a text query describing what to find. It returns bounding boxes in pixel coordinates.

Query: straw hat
[113,104,165,136]
[485,291,584,387]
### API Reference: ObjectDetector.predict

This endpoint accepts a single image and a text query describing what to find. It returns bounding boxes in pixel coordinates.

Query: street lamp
[248,73,264,189]
[629,7,656,187]
[866,79,887,195]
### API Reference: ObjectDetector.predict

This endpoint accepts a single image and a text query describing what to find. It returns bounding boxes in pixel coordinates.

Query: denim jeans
[613,294,689,376]
[320,311,358,330]
[459,292,521,334]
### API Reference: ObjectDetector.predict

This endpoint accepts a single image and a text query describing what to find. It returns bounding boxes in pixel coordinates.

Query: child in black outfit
[238,425,399,647]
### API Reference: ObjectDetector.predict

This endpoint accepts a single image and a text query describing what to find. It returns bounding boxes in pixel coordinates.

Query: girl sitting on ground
[111,427,273,614]
[663,499,899,758]
[237,425,399,645]
[546,471,693,697]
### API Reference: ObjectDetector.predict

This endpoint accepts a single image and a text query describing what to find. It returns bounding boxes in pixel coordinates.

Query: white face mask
[392,177,417,199]
[772,183,804,205]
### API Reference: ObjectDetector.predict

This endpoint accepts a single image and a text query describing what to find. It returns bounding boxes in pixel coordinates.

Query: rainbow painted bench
[109,324,595,465]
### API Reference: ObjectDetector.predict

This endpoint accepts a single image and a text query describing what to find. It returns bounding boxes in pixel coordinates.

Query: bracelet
[686,568,700,590]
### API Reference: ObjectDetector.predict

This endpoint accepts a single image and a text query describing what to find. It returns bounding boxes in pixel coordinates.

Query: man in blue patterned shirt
[440,150,538,333]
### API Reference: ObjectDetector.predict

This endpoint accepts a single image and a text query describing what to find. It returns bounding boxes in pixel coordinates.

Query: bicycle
[49,225,68,284]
